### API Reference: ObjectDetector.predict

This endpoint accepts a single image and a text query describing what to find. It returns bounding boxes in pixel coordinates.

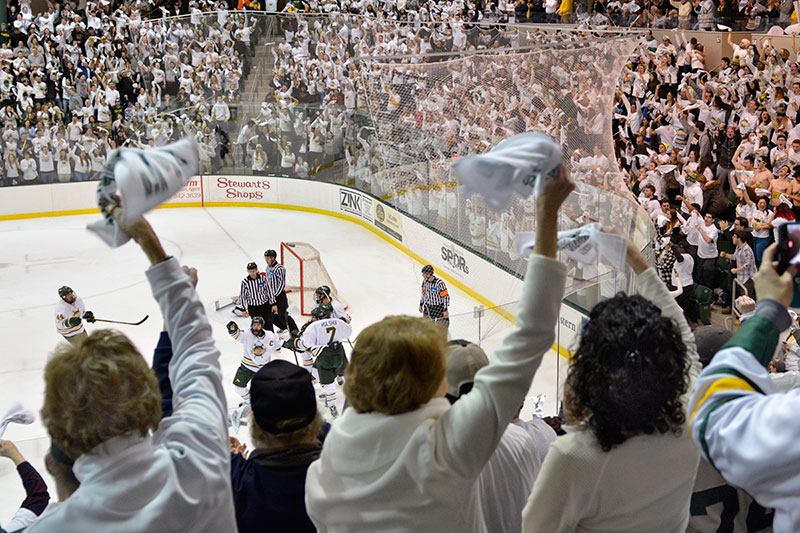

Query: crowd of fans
[4,1,800,531]
[616,27,800,315]
[231,11,645,289]
[0,0,259,186]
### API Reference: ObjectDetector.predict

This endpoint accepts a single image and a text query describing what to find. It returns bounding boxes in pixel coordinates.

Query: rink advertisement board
[338,187,373,223]
[373,202,403,242]
[437,240,472,282]
[209,176,272,202]
[163,178,203,206]
[557,304,586,356]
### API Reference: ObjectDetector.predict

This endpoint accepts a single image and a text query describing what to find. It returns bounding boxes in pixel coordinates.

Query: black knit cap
[251,360,317,434]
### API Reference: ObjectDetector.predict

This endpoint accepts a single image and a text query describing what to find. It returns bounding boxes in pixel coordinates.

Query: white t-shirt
[751,209,773,239]
[476,419,556,533]
[736,202,754,221]
[672,253,695,287]
[697,223,719,259]
[772,216,792,242]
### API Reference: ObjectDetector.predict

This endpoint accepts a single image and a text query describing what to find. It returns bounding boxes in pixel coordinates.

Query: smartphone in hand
[776,222,800,307]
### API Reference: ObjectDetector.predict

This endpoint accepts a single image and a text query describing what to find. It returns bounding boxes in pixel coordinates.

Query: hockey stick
[93,315,149,326]
[283,309,300,366]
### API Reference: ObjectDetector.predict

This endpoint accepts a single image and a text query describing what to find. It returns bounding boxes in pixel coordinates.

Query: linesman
[419,264,450,329]
[240,262,274,332]
[265,249,299,334]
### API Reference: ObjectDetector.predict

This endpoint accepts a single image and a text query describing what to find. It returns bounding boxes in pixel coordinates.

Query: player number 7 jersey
[299,318,353,356]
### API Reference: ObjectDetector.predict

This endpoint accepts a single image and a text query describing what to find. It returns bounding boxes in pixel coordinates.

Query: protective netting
[125,13,655,315]
[350,30,654,300]
[281,241,346,316]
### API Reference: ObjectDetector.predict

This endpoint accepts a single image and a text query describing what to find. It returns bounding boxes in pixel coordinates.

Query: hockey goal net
[281,241,346,316]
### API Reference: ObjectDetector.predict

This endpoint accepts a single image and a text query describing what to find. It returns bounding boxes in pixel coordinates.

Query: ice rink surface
[0,206,563,521]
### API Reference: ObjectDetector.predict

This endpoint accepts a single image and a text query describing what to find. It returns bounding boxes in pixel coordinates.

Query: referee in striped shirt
[240,262,275,332]
[419,264,450,329]
[264,249,298,334]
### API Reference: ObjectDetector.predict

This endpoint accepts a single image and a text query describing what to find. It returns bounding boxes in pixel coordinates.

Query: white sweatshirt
[522,268,701,532]
[305,255,566,532]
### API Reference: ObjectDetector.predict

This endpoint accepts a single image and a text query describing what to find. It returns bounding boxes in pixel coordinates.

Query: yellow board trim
[0,208,96,220]
[690,376,755,424]
[1,198,573,358]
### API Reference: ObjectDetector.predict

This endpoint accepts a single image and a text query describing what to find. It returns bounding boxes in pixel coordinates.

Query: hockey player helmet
[311,304,333,320]
[251,316,266,336]
[318,303,333,318]
[314,285,332,304]
[58,286,73,299]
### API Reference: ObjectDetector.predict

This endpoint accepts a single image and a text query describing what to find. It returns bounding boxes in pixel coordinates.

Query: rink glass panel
[0,12,654,319]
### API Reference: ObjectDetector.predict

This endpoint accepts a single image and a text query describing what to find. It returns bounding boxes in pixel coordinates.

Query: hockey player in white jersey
[226,316,282,430]
[54,285,95,345]
[294,304,352,418]
[313,285,350,323]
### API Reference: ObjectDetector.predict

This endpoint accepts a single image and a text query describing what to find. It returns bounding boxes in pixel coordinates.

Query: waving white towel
[452,132,562,211]
[0,401,35,440]
[515,223,628,271]
[87,138,199,247]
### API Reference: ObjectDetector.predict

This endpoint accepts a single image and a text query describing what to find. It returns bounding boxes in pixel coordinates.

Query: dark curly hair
[565,293,690,452]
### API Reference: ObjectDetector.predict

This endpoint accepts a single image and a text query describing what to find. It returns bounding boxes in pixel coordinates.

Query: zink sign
[339,188,373,223]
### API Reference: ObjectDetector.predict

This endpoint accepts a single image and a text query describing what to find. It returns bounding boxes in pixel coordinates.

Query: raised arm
[689,245,799,527]
[436,167,572,477]
[113,212,229,458]
[696,223,714,243]
[676,194,698,213]
[626,238,700,384]
[1,440,50,531]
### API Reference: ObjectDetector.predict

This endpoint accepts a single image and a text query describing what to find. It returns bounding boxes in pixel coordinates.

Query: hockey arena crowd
[4,0,800,531]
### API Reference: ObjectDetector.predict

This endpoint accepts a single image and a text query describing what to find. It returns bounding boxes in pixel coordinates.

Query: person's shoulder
[545,426,606,466]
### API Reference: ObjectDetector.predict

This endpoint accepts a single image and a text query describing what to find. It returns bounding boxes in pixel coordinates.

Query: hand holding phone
[763,237,800,308]
[776,222,800,275]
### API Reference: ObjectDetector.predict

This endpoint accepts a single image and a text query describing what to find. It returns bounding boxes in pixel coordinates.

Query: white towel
[452,132,562,211]
[0,401,35,440]
[87,138,199,247]
[515,223,628,271]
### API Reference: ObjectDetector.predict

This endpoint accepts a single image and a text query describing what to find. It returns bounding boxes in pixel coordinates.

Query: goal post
[281,241,347,316]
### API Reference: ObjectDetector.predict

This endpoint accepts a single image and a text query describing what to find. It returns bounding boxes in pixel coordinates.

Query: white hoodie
[305,255,567,532]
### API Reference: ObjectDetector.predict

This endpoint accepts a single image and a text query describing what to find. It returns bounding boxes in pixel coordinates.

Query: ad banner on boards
[557,303,586,358]
[165,177,203,205]
[206,175,272,202]
[373,202,403,242]
[338,187,374,223]
[438,240,472,281]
